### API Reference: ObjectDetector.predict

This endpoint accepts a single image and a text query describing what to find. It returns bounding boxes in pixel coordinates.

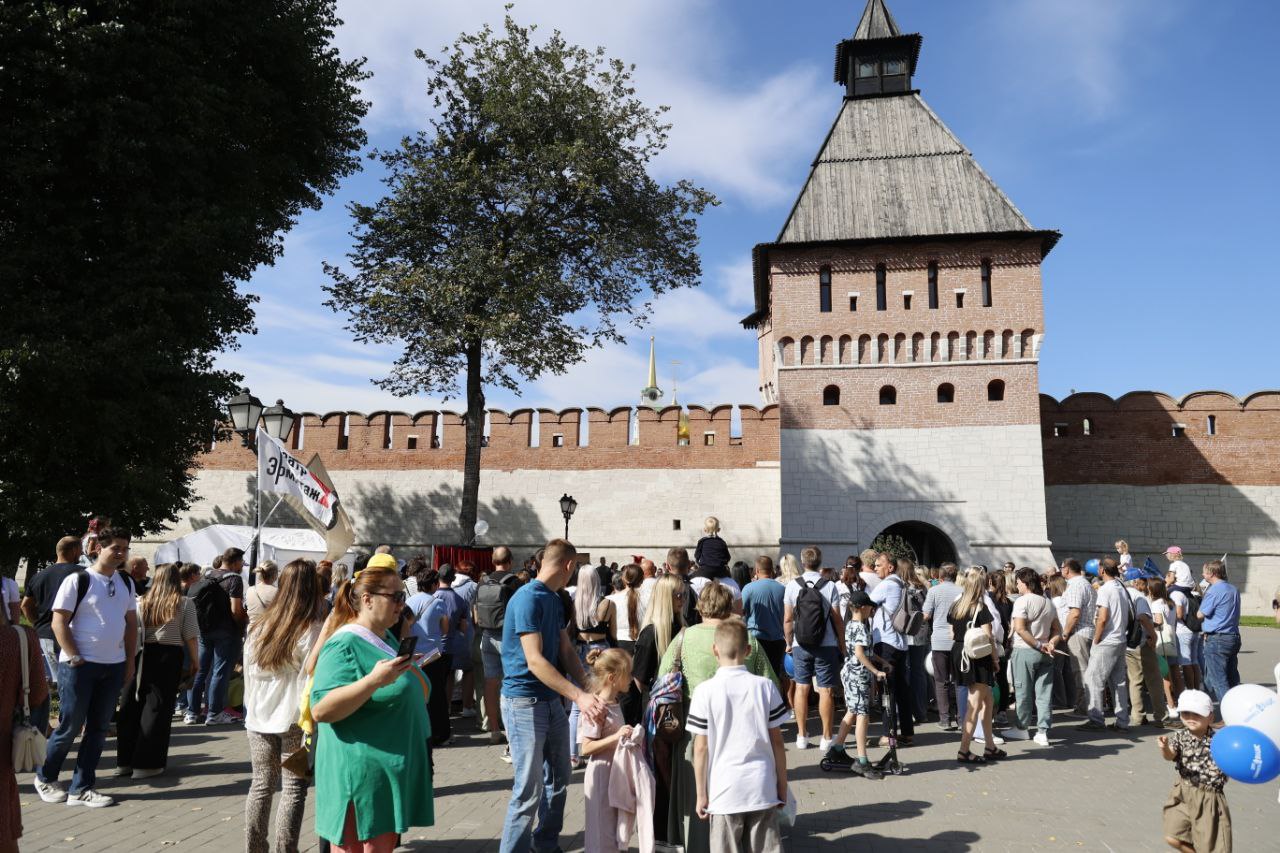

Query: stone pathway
[19,628,1280,851]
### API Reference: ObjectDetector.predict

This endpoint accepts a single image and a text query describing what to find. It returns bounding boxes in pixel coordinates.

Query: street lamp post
[225,390,298,572]
[559,493,577,541]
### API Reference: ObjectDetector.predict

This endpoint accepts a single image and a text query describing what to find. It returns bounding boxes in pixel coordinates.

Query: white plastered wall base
[780,424,1054,569]
[1047,484,1280,616]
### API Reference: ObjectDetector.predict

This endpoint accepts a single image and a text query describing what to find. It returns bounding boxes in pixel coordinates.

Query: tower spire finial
[854,0,902,41]
[647,336,658,390]
[639,336,664,409]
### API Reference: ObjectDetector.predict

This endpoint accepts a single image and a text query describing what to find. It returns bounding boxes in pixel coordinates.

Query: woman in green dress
[310,564,433,852]
[655,580,779,852]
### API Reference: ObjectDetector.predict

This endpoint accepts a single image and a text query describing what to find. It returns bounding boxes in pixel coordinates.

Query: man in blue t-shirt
[499,540,605,853]
[741,556,787,685]
[1197,559,1242,708]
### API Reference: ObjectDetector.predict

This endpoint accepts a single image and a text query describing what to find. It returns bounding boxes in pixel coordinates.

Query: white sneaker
[499,745,512,764]
[34,779,67,804]
[183,712,202,725]
[66,789,114,808]
[974,732,1006,746]
[795,735,810,750]
[1002,727,1030,741]
[205,711,242,726]
[1033,731,1051,747]
[818,737,834,752]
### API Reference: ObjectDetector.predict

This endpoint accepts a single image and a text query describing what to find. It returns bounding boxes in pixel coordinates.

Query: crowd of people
[0,514,1270,853]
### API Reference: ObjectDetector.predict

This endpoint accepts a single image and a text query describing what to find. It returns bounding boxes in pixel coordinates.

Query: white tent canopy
[154,524,359,569]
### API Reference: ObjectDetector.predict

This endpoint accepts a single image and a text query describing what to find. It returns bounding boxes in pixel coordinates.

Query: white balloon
[473,519,490,537]
[1221,683,1280,750]
[924,653,935,679]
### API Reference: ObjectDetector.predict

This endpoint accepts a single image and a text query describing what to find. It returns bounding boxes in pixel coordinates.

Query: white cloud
[218,351,444,415]
[991,0,1184,119]
[332,0,828,206]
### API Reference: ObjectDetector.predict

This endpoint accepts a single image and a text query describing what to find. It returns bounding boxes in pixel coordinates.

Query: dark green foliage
[325,14,717,541]
[0,2,368,573]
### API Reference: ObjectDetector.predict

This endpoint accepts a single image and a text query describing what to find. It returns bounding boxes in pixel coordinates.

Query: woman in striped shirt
[115,563,199,778]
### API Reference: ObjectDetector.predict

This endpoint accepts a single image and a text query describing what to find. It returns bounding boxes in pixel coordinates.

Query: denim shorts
[480,629,504,678]
[792,644,840,689]
[1175,631,1199,667]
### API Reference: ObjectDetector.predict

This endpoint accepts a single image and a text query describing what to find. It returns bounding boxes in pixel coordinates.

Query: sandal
[956,750,986,764]
[983,746,1008,760]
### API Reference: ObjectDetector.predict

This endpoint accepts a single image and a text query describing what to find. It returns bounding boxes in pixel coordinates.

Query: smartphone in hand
[396,636,419,660]
[417,647,442,666]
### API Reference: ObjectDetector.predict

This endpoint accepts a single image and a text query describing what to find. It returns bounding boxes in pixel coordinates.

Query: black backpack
[793,578,832,646]
[1179,589,1204,633]
[474,570,521,631]
[1121,586,1144,650]
[190,574,235,635]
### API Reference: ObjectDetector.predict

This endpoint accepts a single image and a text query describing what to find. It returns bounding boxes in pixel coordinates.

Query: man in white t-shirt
[689,619,787,853]
[783,546,843,751]
[35,527,138,809]
[868,552,916,744]
[1081,558,1132,732]
[1125,575,1173,727]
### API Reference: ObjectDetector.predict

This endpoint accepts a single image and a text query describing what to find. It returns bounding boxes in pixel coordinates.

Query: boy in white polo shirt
[689,619,788,853]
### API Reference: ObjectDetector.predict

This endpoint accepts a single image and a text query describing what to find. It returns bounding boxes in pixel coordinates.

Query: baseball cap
[1165,546,1183,558]
[1173,689,1213,717]
[366,553,398,570]
[847,590,874,609]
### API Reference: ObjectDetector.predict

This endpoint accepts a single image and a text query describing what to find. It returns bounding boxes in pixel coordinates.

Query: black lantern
[226,388,264,445]
[261,399,298,443]
[559,493,577,540]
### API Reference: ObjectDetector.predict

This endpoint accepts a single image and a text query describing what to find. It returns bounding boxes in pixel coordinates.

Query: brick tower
[742,0,1060,568]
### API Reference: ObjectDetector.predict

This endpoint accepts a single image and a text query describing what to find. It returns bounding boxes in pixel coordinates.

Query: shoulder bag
[12,626,47,773]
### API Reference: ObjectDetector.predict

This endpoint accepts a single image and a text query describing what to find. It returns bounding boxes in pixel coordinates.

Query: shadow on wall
[783,412,1006,568]
[1041,391,1280,596]
[189,475,310,531]
[349,482,548,550]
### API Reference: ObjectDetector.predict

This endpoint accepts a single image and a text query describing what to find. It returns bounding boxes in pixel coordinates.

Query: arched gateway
[876,520,957,567]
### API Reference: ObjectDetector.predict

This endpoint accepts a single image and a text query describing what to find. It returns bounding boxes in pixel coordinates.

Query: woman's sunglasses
[368,590,407,605]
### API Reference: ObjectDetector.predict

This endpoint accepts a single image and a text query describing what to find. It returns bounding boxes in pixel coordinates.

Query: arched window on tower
[987,379,1005,402]
[879,385,897,406]
[876,263,887,311]
[1083,417,1093,436]
[819,266,832,313]
[823,385,840,406]
[937,383,955,404]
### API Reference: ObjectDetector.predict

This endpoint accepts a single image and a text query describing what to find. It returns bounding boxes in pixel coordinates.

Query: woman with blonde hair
[950,569,1000,764]
[309,565,433,852]
[570,566,616,767]
[116,563,198,778]
[244,558,326,853]
[777,553,802,587]
[632,575,686,698]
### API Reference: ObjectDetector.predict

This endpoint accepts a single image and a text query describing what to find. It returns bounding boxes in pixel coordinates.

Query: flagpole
[251,428,262,573]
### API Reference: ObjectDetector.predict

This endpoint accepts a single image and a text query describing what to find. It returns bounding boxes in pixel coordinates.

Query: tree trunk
[458,339,485,543]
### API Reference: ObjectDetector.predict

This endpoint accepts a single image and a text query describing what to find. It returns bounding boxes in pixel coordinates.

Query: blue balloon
[783,653,795,679]
[1084,558,1101,577]
[1210,725,1280,784]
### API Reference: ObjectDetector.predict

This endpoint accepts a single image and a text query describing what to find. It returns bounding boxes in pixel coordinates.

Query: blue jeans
[189,632,238,716]
[1201,633,1241,707]
[500,695,571,853]
[39,661,126,794]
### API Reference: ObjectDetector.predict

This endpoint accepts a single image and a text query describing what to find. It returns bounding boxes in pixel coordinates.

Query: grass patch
[1241,616,1277,629]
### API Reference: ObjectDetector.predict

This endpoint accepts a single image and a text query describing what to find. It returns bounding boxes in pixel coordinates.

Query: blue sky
[225,0,1280,415]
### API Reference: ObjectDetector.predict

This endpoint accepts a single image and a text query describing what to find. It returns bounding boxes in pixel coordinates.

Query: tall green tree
[325,14,717,543]
[0,2,368,575]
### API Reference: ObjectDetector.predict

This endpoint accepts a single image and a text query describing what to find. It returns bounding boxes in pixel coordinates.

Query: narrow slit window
[928,262,939,309]
[1053,423,1068,438]
[981,259,993,307]
[903,293,912,310]
[1082,418,1092,436]
[407,435,419,450]
[956,291,965,309]
[337,415,349,450]
[876,264,887,311]
[819,266,832,313]
[1207,415,1217,436]
[1172,424,1187,438]
[849,295,858,312]
[551,433,564,447]
[672,519,682,531]
[703,432,716,446]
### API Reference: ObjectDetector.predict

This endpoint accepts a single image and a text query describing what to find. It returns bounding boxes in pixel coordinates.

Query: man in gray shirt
[922,563,962,730]
[1059,558,1096,716]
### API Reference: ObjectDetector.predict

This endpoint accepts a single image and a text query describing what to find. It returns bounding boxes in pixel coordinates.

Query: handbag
[12,626,47,773]
[653,632,686,744]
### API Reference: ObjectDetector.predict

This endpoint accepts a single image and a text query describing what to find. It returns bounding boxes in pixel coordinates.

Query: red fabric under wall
[432,545,494,575]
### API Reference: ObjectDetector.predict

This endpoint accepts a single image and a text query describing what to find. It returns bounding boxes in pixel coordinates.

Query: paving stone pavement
[18,627,1280,852]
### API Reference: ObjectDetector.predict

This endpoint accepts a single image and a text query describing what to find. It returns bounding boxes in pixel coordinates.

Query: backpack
[474,570,521,631]
[191,574,235,635]
[1179,589,1204,633]
[890,576,925,637]
[792,578,832,646]
[960,607,994,672]
[1121,588,1144,650]
[69,570,135,620]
